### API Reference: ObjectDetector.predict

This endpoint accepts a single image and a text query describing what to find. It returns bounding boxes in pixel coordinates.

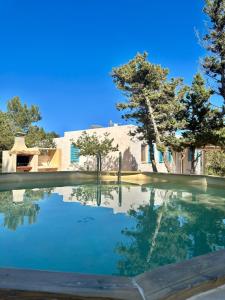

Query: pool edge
[0,171,224,189]
[0,250,225,299]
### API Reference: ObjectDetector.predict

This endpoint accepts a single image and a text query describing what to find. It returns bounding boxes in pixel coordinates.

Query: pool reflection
[0,183,225,276]
[115,187,225,276]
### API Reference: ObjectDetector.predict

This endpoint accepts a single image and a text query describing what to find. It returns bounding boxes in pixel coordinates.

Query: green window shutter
[159,151,163,163]
[71,144,80,163]
[167,149,172,163]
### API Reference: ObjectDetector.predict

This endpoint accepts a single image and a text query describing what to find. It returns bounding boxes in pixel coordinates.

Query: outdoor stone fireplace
[2,133,40,173]
[2,133,61,173]
[16,155,33,172]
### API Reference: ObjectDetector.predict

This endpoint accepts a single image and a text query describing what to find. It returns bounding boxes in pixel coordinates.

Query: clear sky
[0,0,216,136]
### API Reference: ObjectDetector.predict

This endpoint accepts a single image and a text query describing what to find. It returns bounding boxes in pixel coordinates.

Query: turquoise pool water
[0,182,225,276]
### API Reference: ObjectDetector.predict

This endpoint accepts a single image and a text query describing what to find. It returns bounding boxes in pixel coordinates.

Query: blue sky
[0,0,216,135]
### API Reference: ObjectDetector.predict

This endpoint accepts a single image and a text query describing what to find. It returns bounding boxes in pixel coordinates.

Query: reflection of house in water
[12,190,26,203]
[9,186,173,215]
[53,185,173,214]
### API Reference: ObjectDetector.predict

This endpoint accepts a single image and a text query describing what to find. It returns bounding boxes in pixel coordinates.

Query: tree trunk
[86,157,90,171]
[118,151,122,182]
[96,182,102,206]
[220,57,225,103]
[221,76,225,103]
[190,145,196,174]
[163,151,173,173]
[149,188,155,208]
[118,184,122,207]
[96,154,99,172]
[181,151,185,174]
[145,96,172,173]
[145,97,161,145]
[96,154,100,180]
[99,154,102,173]
[148,141,158,172]
[147,190,170,263]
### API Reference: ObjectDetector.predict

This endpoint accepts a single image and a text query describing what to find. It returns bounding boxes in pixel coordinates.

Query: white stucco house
[54,124,204,175]
[2,124,204,174]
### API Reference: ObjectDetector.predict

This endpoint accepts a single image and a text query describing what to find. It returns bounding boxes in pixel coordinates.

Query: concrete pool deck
[0,171,225,299]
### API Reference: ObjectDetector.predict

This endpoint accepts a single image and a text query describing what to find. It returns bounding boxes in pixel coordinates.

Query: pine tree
[203,0,225,103]
[181,74,223,173]
[7,96,41,134]
[0,97,58,151]
[112,52,186,173]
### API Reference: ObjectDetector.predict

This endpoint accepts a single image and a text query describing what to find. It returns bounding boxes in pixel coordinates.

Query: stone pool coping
[0,171,224,189]
[0,250,225,299]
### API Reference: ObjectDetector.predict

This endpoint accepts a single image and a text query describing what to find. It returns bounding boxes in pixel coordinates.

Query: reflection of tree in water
[71,184,122,206]
[182,201,225,257]
[0,188,52,231]
[115,188,225,276]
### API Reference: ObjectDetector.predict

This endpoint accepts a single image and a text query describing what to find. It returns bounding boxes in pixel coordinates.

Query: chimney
[11,132,28,152]
[10,132,40,155]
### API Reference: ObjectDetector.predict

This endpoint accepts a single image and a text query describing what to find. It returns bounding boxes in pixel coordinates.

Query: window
[141,144,147,162]
[159,151,163,163]
[70,144,80,163]
[167,149,172,163]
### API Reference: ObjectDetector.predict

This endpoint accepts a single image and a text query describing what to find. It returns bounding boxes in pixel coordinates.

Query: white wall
[2,151,16,173]
[54,124,170,172]
[55,125,145,172]
[30,155,39,172]
[54,125,204,174]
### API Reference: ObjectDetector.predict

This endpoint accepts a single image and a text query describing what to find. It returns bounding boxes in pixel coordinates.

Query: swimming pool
[0,181,225,277]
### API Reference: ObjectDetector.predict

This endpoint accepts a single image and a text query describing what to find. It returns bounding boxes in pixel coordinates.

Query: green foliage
[205,149,225,176]
[112,52,187,172]
[180,74,224,173]
[0,188,53,230]
[7,96,41,134]
[0,112,14,150]
[73,131,118,157]
[0,96,58,151]
[181,74,223,147]
[213,127,225,147]
[26,126,58,148]
[203,0,225,103]
[71,184,118,206]
[116,187,225,276]
[112,53,186,142]
[73,131,118,171]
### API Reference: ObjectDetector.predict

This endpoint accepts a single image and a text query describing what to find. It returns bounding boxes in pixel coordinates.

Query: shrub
[205,150,225,177]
